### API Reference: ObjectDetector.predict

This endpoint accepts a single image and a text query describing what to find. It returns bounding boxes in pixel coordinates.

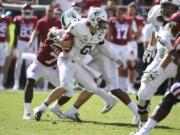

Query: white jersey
[148,5,168,58]
[60,20,106,62]
[142,23,153,43]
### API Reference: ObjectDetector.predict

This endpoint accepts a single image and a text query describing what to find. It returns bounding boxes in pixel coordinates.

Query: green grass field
[0,90,180,135]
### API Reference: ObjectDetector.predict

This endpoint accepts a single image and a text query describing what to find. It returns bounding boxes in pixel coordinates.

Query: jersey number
[116,24,128,40]
[80,45,92,55]
[20,25,34,38]
[45,52,58,65]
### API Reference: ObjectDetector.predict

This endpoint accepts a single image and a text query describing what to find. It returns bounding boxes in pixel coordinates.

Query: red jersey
[37,39,62,67]
[14,16,37,41]
[109,17,132,45]
[133,15,145,27]
[0,16,10,42]
[36,16,61,43]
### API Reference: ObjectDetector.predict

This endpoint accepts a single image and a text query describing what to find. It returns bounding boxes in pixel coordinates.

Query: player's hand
[60,33,74,52]
[143,45,156,63]
[116,59,124,69]
[60,39,73,52]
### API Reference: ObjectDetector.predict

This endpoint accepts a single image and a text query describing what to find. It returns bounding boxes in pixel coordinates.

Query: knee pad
[159,93,179,111]
[137,98,150,115]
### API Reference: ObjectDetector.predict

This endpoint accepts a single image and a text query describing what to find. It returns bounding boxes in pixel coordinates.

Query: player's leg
[64,63,117,121]
[133,83,180,135]
[23,61,42,119]
[46,67,73,118]
[33,58,75,121]
[96,54,138,119]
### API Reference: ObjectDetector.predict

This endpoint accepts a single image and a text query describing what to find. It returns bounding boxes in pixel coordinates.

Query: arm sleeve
[98,40,120,61]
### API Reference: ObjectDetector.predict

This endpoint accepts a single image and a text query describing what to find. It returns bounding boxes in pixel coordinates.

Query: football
[61,32,74,52]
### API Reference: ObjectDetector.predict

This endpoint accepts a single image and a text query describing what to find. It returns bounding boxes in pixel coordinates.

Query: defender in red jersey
[13,4,38,90]
[107,7,134,93]
[0,3,10,90]
[23,27,73,120]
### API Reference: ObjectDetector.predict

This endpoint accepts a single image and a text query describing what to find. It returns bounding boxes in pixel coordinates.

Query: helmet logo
[94,11,101,16]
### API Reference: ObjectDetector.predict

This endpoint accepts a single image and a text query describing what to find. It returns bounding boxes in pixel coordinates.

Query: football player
[23,9,80,120]
[13,4,38,90]
[132,12,180,135]
[0,3,10,90]
[107,6,133,92]
[133,0,179,133]
[47,7,139,123]
[33,8,120,121]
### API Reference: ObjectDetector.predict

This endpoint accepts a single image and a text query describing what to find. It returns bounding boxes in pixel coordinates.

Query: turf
[0,90,179,135]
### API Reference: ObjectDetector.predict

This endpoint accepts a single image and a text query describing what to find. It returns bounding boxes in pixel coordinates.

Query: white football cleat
[130,128,150,135]
[101,97,118,114]
[64,112,81,122]
[23,112,31,120]
[49,106,66,119]
[33,107,43,121]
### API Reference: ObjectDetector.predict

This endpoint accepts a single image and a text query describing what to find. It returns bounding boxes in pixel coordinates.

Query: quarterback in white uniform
[47,8,138,122]
[33,8,121,121]
[134,0,179,132]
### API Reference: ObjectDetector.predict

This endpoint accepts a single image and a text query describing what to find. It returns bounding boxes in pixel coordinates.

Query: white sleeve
[97,40,120,61]
[142,24,154,42]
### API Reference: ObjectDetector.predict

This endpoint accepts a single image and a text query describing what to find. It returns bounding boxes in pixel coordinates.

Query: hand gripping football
[61,32,74,52]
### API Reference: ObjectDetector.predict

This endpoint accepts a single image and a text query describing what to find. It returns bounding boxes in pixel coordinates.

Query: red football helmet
[168,12,180,38]
[21,3,33,19]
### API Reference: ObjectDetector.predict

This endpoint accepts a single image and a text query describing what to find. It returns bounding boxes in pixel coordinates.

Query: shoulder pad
[148,5,162,27]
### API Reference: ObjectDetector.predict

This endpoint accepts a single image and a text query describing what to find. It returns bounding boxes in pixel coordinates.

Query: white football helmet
[87,7,108,31]
[160,0,180,21]
[61,8,81,30]
[21,3,33,19]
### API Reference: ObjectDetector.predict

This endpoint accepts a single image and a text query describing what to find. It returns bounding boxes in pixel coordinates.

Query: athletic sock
[96,88,114,102]
[39,102,48,111]
[143,118,157,130]
[51,102,60,110]
[127,102,138,116]
[24,103,31,114]
[67,105,78,114]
